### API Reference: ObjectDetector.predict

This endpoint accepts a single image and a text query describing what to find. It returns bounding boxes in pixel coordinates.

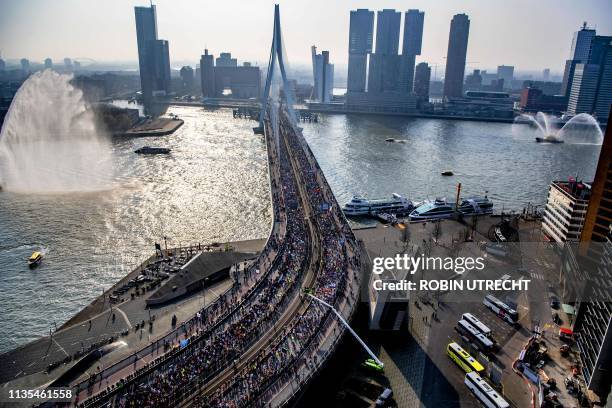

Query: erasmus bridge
[78,5,363,407]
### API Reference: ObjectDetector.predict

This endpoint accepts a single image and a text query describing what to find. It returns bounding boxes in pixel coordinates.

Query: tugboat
[535,135,564,143]
[135,146,171,155]
[441,170,454,176]
[28,251,43,268]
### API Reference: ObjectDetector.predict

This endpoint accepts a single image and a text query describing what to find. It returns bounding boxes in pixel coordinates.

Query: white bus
[483,295,519,325]
[464,372,510,408]
[456,320,494,353]
[462,313,492,337]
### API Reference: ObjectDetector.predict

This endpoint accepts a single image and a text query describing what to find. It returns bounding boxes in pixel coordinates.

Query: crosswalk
[529,271,545,280]
[533,258,555,269]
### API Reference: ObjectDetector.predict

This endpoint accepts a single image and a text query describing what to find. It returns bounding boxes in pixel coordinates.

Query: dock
[118,116,184,137]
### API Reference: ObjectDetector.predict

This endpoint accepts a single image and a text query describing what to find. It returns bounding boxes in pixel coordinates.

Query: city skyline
[1,0,612,73]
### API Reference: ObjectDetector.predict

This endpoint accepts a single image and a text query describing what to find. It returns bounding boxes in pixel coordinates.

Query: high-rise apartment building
[311,46,334,103]
[152,39,171,94]
[542,179,592,243]
[345,8,417,113]
[399,9,424,94]
[368,9,401,93]
[414,62,431,106]
[180,66,194,92]
[347,9,374,93]
[135,4,171,110]
[443,14,470,99]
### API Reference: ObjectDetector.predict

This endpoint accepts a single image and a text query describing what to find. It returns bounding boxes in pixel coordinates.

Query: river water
[0,107,601,353]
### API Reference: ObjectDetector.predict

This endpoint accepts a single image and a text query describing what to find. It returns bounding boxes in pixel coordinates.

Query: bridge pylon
[254,4,295,134]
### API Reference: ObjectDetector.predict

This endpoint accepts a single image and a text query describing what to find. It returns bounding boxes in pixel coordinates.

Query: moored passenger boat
[458,196,494,215]
[342,193,414,216]
[409,198,455,221]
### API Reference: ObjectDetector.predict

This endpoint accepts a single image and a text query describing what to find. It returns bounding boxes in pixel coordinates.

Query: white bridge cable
[307,293,384,368]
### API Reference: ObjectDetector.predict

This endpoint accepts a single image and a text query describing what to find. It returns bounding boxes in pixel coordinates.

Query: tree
[432,220,442,244]
[400,225,411,253]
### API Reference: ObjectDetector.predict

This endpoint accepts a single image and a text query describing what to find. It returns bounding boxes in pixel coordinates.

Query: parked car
[375,388,393,407]
[550,296,560,309]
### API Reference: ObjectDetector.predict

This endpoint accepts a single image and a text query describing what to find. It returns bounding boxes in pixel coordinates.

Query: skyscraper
[180,66,194,93]
[414,62,431,106]
[567,36,612,123]
[311,46,334,103]
[399,9,424,94]
[562,23,597,97]
[443,14,470,99]
[64,57,72,70]
[152,39,171,93]
[135,4,171,110]
[593,37,612,121]
[44,58,53,69]
[368,9,401,93]
[571,23,597,61]
[581,112,612,243]
[543,68,551,81]
[0,58,5,72]
[347,9,374,93]
[200,49,215,98]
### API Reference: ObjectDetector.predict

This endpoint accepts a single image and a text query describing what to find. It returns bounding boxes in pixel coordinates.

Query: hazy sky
[1,0,611,74]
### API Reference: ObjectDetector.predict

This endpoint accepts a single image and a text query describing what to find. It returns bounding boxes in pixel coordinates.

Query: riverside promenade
[0,239,266,388]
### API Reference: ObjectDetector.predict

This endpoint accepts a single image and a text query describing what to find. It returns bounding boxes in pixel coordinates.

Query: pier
[119,116,184,137]
[0,239,264,384]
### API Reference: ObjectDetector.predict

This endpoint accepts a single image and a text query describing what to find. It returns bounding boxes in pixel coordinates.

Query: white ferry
[409,196,494,221]
[343,193,414,216]
[458,196,494,215]
[409,198,456,221]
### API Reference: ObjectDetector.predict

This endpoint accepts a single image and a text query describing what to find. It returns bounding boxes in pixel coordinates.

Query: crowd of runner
[205,113,359,407]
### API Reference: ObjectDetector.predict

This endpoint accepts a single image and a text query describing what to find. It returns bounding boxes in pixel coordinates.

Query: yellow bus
[447,342,485,373]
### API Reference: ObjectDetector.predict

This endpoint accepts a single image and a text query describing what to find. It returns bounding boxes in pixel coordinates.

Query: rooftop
[551,179,592,201]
